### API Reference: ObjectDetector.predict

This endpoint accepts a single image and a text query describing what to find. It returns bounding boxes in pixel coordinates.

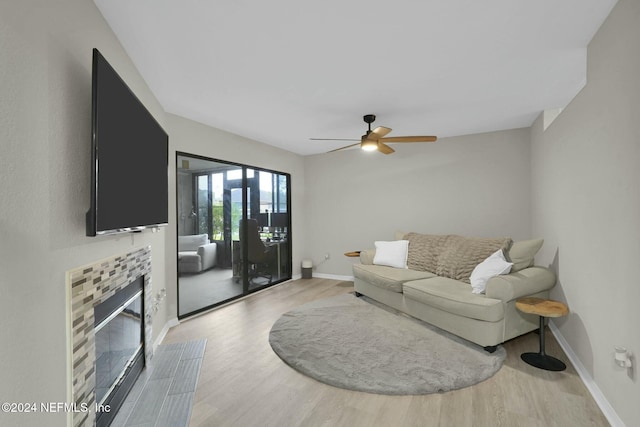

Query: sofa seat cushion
[353,264,436,293]
[403,277,504,322]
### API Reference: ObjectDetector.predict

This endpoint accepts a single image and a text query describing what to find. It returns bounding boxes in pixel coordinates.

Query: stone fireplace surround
[67,246,154,427]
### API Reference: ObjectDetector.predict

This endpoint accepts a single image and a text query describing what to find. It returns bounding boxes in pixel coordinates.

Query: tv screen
[86,48,169,236]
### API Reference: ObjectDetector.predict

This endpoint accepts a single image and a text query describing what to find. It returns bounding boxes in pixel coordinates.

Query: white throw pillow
[373,240,409,269]
[470,249,513,294]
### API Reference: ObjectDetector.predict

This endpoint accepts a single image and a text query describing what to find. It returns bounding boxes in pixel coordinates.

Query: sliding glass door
[177,153,291,318]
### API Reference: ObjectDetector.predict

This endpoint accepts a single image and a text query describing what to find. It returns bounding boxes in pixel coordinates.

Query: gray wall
[304,128,533,276]
[531,0,639,424]
[0,1,170,426]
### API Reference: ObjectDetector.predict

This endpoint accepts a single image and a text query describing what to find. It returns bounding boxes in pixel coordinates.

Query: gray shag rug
[269,294,506,395]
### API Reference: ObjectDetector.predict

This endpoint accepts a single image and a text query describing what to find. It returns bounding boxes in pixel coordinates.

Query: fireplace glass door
[94,281,144,406]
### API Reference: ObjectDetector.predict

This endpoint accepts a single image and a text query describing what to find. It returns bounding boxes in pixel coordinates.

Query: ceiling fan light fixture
[318,114,438,155]
[361,138,378,151]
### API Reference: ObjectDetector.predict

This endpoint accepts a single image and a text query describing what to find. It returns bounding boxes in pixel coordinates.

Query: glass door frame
[176,152,292,319]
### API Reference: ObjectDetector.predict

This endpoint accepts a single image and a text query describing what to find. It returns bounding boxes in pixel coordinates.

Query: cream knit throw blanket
[405,233,512,284]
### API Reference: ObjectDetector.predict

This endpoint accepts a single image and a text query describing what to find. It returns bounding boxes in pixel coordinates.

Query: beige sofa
[353,233,556,351]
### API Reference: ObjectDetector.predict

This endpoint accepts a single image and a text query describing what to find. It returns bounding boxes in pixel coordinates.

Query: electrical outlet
[324,253,330,260]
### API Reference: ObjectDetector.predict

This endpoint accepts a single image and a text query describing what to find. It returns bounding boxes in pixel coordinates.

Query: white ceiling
[94,0,617,156]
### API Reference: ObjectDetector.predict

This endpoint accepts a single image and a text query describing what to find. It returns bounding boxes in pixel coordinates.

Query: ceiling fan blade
[368,126,392,140]
[327,142,361,153]
[377,142,395,154]
[380,136,437,143]
[310,138,360,141]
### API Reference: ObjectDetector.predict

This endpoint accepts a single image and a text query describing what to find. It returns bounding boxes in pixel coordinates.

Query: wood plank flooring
[162,278,610,427]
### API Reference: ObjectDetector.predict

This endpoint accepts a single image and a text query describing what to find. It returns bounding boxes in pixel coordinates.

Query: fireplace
[94,276,145,426]
[67,247,154,427]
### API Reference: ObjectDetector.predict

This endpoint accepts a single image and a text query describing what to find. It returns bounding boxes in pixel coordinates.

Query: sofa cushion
[353,264,436,293]
[470,249,513,294]
[373,240,409,269]
[435,235,512,284]
[506,238,544,272]
[405,234,512,284]
[405,233,450,273]
[403,277,504,322]
[359,249,376,265]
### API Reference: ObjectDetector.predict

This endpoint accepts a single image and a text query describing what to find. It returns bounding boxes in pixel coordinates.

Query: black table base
[521,316,566,371]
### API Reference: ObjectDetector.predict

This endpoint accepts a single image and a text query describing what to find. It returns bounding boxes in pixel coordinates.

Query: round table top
[344,251,361,257]
[515,297,569,318]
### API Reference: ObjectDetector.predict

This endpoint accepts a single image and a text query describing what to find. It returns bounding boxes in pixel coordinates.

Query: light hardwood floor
[162,278,610,427]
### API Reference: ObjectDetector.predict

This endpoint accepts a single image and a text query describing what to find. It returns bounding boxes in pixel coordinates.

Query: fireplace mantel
[66,246,154,427]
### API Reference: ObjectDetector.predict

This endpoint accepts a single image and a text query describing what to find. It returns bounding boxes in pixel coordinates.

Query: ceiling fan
[310,114,437,154]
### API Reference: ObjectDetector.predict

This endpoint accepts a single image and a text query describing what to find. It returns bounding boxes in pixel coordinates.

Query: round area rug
[269,293,506,395]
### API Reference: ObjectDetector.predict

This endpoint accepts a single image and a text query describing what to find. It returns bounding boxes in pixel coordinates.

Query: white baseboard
[153,317,179,350]
[311,273,354,281]
[549,322,625,427]
[292,273,353,281]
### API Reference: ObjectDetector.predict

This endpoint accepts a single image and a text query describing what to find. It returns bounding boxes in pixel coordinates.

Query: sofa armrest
[359,249,376,265]
[485,266,556,302]
[197,243,217,270]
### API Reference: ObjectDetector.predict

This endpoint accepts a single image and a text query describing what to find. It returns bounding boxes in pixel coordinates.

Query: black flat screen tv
[86,48,169,236]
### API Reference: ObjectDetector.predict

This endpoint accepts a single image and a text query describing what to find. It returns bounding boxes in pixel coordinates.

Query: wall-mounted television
[86,48,169,236]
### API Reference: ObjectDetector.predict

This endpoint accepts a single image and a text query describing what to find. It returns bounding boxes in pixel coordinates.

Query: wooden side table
[344,251,361,257]
[515,297,569,371]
